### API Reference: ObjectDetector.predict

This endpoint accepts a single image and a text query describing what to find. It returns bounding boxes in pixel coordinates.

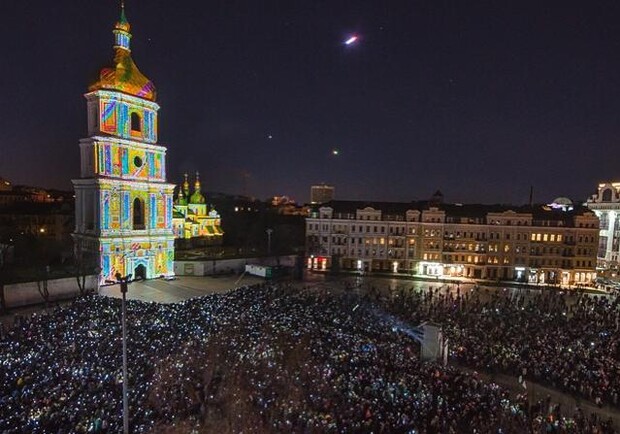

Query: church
[172,172,224,247]
[72,5,176,284]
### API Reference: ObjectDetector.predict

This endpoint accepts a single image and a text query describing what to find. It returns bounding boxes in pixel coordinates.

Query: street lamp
[106,273,132,434]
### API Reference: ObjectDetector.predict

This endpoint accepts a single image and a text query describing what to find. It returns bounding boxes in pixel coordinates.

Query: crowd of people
[376,284,620,411]
[0,281,617,433]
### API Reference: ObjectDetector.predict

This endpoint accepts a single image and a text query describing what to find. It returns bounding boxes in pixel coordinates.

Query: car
[163,275,177,281]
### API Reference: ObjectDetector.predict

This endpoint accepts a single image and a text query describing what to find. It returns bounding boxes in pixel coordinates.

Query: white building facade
[306,201,599,286]
[586,182,620,270]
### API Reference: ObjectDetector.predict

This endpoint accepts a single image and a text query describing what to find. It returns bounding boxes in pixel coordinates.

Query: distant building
[0,190,32,208]
[272,196,309,216]
[272,196,296,207]
[210,194,264,215]
[0,177,11,192]
[0,177,72,208]
[306,200,599,286]
[0,202,74,242]
[172,172,223,246]
[586,182,620,270]
[310,184,335,204]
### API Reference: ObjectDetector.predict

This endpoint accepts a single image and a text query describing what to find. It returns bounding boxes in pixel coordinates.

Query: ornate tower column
[72,5,175,284]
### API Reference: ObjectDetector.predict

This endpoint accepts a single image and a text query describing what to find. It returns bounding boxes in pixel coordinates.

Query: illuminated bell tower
[72,5,176,284]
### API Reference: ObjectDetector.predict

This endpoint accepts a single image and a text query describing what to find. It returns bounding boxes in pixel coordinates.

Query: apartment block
[306,201,599,285]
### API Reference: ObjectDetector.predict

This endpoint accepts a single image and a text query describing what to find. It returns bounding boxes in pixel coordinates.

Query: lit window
[543,234,548,242]
[550,234,555,242]
[536,234,542,241]
[531,233,536,241]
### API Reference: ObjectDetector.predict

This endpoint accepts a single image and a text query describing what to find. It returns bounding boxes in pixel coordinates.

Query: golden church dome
[88,5,156,101]
[190,172,207,204]
[115,6,131,33]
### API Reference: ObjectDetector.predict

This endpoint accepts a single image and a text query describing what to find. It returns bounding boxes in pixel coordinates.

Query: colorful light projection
[77,7,175,286]
[172,206,223,240]
[99,238,175,282]
[171,173,223,242]
[94,142,165,180]
[99,183,173,235]
[98,91,158,143]
[90,12,157,103]
[115,32,131,50]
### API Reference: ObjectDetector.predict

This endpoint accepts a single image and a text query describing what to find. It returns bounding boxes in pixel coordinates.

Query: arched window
[133,198,145,230]
[130,112,141,132]
[602,188,613,202]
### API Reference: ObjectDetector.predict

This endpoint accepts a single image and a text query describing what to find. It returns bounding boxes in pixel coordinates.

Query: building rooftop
[315,200,594,221]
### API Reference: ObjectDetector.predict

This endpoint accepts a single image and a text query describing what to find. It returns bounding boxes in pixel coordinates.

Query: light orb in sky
[332,149,340,156]
[344,35,359,45]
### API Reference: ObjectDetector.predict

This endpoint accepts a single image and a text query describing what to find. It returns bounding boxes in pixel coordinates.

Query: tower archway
[134,263,147,280]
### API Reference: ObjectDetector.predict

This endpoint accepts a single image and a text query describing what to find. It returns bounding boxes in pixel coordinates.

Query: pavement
[98,274,266,303]
[0,274,266,331]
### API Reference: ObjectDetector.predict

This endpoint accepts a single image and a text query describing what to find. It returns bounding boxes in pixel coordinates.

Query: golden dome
[190,172,206,205]
[89,49,156,101]
[88,5,156,101]
[115,6,131,33]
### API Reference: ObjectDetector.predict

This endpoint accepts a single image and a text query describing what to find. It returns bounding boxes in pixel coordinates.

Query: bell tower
[73,4,175,284]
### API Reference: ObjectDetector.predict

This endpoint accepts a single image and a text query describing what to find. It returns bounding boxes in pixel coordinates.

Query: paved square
[99,274,266,303]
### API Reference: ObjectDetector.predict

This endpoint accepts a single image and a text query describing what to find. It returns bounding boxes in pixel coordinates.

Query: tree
[36,265,51,308]
[73,238,97,295]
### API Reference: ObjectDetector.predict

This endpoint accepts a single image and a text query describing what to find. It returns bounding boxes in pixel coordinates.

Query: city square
[1,275,620,432]
[3,0,620,433]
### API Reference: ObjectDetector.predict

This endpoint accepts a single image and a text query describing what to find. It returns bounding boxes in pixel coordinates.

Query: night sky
[2,1,620,204]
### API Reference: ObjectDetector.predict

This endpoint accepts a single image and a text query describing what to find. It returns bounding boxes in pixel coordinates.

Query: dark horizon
[1,1,619,204]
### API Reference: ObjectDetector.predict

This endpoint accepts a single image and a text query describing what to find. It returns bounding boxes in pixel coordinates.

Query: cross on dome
[190,172,206,204]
